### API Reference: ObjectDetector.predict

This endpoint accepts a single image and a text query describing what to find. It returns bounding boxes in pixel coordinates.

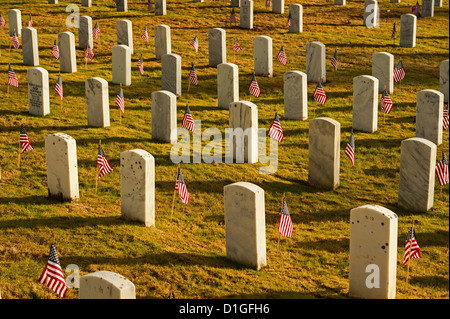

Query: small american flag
[331,49,338,71]
[28,14,33,28]
[39,243,67,298]
[189,65,198,85]
[182,104,195,132]
[116,86,125,113]
[137,54,144,75]
[249,73,261,97]
[436,152,449,186]
[55,75,63,100]
[443,103,449,130]
[266,0,271,8]
[380,89,393,114]
[308,174,314,186]
[288,12,293,27]
[148,0,153,11]
[11,32,20,49]
[393,60,405,82]
[20,124,34,154]
[190,36,199,53]
[8,65,19,87]
[175,167,189,204]
[84,44,94,62]
[0,14,5,28]
[97,144,114,179]
[276,46,287,66]
[51,40,60,59]
[268,112,284,142]
[412,1,420,14]
[313,80,327,105]
[402,226,421,266]
[279,198,293,238]
[391,22,396,39]
[345,132,355,166]
[93,22,100,39]
[141,25,149,42]
[230,8,236,23]
[233,38,242,54]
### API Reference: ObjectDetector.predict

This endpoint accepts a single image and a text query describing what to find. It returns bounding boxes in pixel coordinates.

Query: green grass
[0,0,448,299]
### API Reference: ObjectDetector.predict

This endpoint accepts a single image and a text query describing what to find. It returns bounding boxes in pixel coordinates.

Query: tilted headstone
[288,4,303,33]
[28,67,50,117]
[161,54,182,97]
[8,9,22,37]
[349,205,398,299]
[240,0,254,30]
[155,0,167,15]
[22,27,39,66]
[45,133,79,201]
[79,271,135,299]
[217,63,239,109]
[116,0,128,12]
[352,75,379,133]
[272,0,284,14]
[372,52,393,94]
[151,90,177,144]
[254,36,273,77]
[308,117,340,189]
[440,60,449,103]
[79,16,93,50]
[121,149,155,227]
[154,24,171,60]
[228,101,258,163]
[224,182,266,270]
[58,32,77,73]
[81,0,92,8]
[284,70,307,120]
[306,42,326,83]
[398,137,436,212]
[363,0,379,28]
[421,0,434,17]
[85,77,110,128]
[415,89,443,146]
[208,28,226,67]
[112,44,131,86]
[399,14,416,48]
[117,20,133,54]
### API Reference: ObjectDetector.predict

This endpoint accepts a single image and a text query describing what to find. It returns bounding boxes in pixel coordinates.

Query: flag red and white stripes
[20,124,34,154]
[249,74,260,97]
[0,14,6,28]
[137,55,144,75]
[190,36,198,53]
[85,44,94,62]
[8,65,19,87]
[51,40,60,59]
[443,104,449,130]
[279,198,293,238]
[276,46,287,66]
[189,65,198,85]
[55,75,63,100]
[402,226,421,266]
[93,22,100,39]
[313,81,327,105]
[436,152,449,186]
[331,49,338,71]
[39,243,67,298]
[141,25,149,42]
[11,32,20,49]
[28,15,33,28]
[175,168,189,204]
[233,38,241,54]
[182,104,195,132]
[345,132,355,166]
[268,112,283,142]
[116,87,125,113]
[393,60,405,82]
[97,144,113,179]
[380,89,393,114]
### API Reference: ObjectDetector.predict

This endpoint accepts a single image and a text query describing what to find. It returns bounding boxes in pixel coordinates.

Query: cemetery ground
[0,0,448,299]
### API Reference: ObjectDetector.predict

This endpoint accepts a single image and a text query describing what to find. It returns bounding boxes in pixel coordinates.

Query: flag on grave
[93,22,100,39]
[331,49,338,71]
[288,12,293,27]
[276,46,287,66]
[279,198,293,238]
[97,144,113,179]
[8,65,19,87]
[402,226,421,266]
[380,89,393,114]
[266,0,271,9]
[148,0,153,11]
[412,1,420,14]
[55,75,63,100]
[0,14,5,28]
[189,65,198,85]
[233,38,242,53]
[28,15,33,28]
[11,32,20,49]
[345,132,355,166]
[443,103,449,130]
[190,36,199,53]
[175,167,189,204]
[116,86,125,114]
[141,25,149,42]
[85,44,94,62]
[39,243,67,298]
[230,8,236,23]
[436,152,449,186]
[182,104,195,133]
[308,174,314,186]
[268,112,284,142]
[391,23,396,39]
[313,80,327,105]
[249,74,261,97]
[51,40,60,59]
[20,124,34,154]
[393,60,405,82]
[137,54,144,75]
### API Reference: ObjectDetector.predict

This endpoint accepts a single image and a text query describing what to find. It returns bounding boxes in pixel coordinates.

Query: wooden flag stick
[95,139,101,194]
[171,163,181,222]
[17,141,21,168]
[405,219,415,290]
[277,193,286,254]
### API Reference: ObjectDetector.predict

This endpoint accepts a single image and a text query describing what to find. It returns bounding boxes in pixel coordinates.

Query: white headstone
[372,52,394,94]
[116,0,128,12]
[254,36,273,77]
[209,28,227,67]
[228,101,258,163]
[22,27,39,66]
[399,14,416,48]
[440,60,449,103]
[415,89,444,146]
[112,44,131,86]
[58,32,77,73]
[79,16,93,50]
[154,24,171,60]
[240,0,254,29]
[81,0,92,7]
[151,90,177,144]
[8,9,22,37]
[421,0,435,17]
[306,42,326,83]
[272,0,284,14]
[117,20,133,54]
[85,77,110,128]
[28,67,50,117]
[79,271,135,299]
[284,70,307,120]
[352,75,379,133]
[161,54,182,97]
[288,4,303,33]
[217,63,239,109]
[155,0,167,15]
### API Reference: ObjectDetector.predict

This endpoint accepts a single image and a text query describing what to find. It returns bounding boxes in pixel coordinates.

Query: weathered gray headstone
[155,0,167,15]
[45,133,79,201]
[399,14,416,48]
[120,149,155,227]
[435,0,442,6]
[48,0,58,4]
[22,27,39,66]
[117,20,133,54]
[372,52,393,94]
[288,4,303,33]
[112,44,131,86]
[161,54,182,96]
[440,60,449,103]
[306,42,326,83]
[228,101,258,163]
[79,16,93,50]
[116,0,128,12]
[209,28,226,67]
[390,0,400,3]
[217,63,239,109]
[364,0,379,28]
[224,182,266,270]
[421,0,434,17]
[335,0,346,4]
[151,90,177,144]
[8,9,22,37]
[272,0,284,13]
[85,77,110,128]
[398,137,436,212]
[415,89,443,146]
[308,117,340,189]
[79,271,135,299]
[28,67,50,117]
[284,70,307,120]
[154,24,171,60]
[81,0,92,8]
[349,205,398,299]
[254,36,273,77]
[231,0,241,6]
[58,32,77,73]
[352,75,379,133]
[240,0,253,30]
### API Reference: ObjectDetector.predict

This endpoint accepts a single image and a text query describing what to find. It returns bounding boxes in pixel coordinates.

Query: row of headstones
[48,0,166,15]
